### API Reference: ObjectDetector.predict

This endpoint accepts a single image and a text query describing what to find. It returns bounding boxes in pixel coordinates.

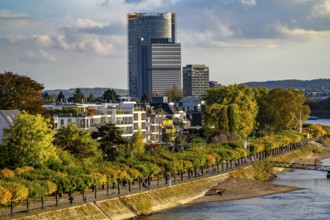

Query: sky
[0,0,330,90]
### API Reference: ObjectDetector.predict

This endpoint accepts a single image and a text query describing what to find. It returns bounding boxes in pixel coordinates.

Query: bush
[0,168,15,179]
[252,160,275,182]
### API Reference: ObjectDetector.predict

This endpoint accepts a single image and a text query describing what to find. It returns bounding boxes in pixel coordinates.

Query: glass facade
[183,65,210,98]
[128,12,179,98]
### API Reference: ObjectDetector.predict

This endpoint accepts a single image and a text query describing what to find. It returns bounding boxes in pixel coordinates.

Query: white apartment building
[44,102,160,142]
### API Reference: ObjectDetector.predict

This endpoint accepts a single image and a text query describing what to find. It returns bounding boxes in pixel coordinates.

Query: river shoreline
[189,177,303,205]
[188,142,330,206]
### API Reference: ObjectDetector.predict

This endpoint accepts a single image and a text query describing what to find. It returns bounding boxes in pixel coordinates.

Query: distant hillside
[44,87,128,98]
[242,79,330,90]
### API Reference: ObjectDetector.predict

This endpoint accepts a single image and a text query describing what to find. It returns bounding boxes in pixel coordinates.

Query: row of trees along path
[1,137,323,218]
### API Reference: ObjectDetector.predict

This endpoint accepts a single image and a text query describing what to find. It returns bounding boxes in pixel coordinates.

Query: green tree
[103,89,120,102]
[130,130,145,158]
[92,123,128,160]
[54,123,101,161]
[204,85,258,138]
[87,92,96,102]
[141,93,151,103]
[41,92,53,104]
[0,112,58,168]
[164,84,183,102]
[71,88,85,103]
[258,88,310,131]
[0,71,45,115]
[56,91,65,103]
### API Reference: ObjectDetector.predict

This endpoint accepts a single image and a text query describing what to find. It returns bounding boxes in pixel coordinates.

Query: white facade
[44,102,158,141]
[177,96,203,112]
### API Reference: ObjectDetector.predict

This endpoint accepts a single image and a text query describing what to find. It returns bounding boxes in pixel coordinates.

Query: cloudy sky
[1,0,329,90]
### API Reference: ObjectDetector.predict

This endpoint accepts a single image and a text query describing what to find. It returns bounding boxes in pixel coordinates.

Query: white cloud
[312,0,330,17]
[23,50,57,63]
[53,33,123,56]
[55,18,126,56]
[240,0,257,7]
[275,23,330,41]
[0,10,28,20]
[75,18,105,29]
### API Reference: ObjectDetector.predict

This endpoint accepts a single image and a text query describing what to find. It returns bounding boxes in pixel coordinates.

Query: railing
[1,136,326,218]
[271,161,330,172]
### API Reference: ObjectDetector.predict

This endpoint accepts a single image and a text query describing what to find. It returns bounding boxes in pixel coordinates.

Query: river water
[146,120,330,220]
[146,159,330,220]
[305,119,330,126]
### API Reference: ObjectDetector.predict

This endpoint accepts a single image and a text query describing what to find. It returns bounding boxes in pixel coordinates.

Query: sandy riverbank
[190,141,330,205]
[189,177,302,204]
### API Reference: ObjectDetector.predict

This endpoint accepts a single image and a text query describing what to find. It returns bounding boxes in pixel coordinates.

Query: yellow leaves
[234,148,248,157]
[115,169,131,181]
[125,167,141,179]
[131,130,145,157]
[0,168,15,179]
[100,167,117,182]
[0,186,12,205]
[14,166,34,175]
[45,181,57,195]
[5,182,29,203]
[56,171,68,178]
[206,154,217,165]
[178,160,193,171]
[1,111,58,167]
[306,124,327,138]
[89,172,107,186]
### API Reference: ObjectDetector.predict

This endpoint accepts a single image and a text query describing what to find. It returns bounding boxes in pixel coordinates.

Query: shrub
[252,160,275,182]
[0,168,15,179]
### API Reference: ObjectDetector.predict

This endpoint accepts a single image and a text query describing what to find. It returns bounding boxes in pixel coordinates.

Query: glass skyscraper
[128,12,181,98]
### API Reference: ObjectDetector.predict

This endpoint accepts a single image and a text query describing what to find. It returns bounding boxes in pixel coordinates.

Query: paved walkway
[0,165,236,218]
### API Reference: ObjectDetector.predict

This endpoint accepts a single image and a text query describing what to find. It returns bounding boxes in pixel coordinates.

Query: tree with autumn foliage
[0,111,59,168]
[0,71,46,115]
[130,130,145,158]
[205,85,258,138]
[255,87,310,133]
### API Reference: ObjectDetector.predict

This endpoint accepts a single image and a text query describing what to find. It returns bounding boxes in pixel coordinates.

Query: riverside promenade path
[1,137,325,219]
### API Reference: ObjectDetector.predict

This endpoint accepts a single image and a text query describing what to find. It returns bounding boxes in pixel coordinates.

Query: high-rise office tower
[128,12,181,98]
[183,64,210,98]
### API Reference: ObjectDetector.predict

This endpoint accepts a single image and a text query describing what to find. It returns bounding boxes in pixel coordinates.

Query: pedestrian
[69,195,74,204]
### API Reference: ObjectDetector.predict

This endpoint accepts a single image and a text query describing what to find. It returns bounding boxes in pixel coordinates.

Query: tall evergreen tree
[141,93,151,103]
[87,92,96,102]
[103,89,119,102]
[71,88,85,103]
[56,92,65,103]
[91,123,128,160]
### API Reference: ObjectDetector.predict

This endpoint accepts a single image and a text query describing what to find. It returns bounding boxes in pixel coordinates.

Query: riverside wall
[12,173,229,220]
